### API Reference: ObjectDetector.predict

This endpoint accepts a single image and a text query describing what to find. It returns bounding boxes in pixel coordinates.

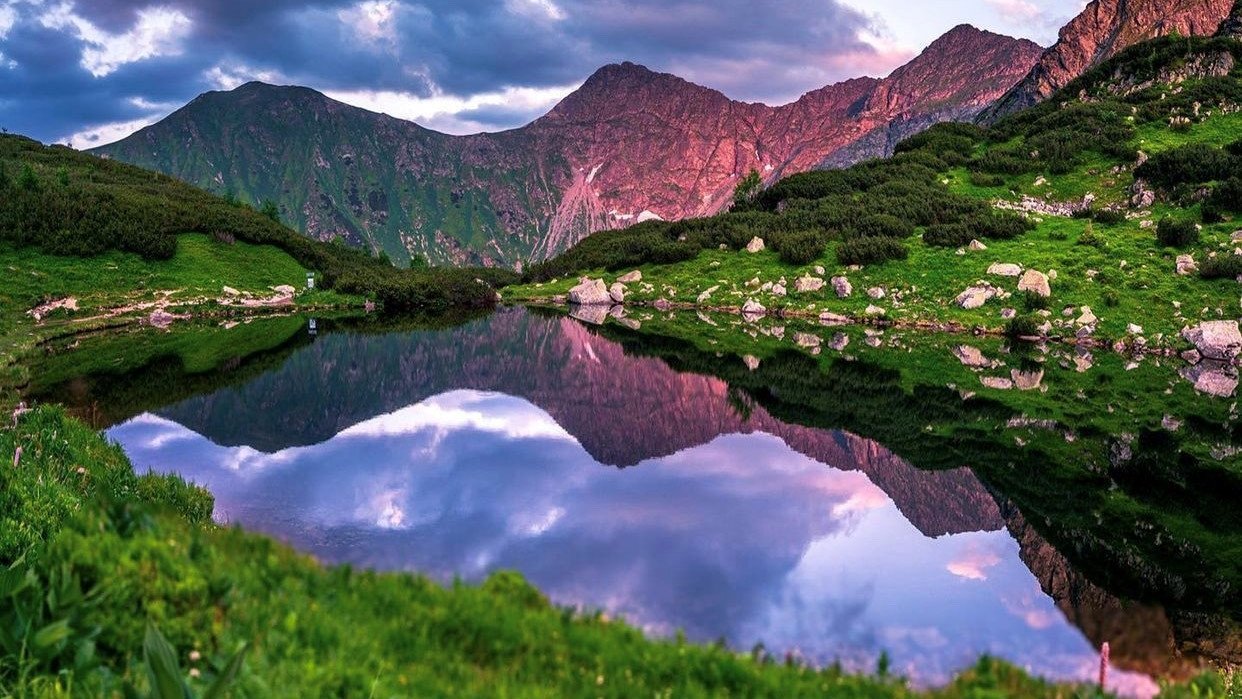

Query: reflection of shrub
[1005,315,1041,338]
[836,237,908,266]
[1156,218,1199,248]
[1023,291,1050,311]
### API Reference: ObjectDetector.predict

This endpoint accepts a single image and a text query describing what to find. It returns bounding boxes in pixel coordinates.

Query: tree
[732,169,763,210]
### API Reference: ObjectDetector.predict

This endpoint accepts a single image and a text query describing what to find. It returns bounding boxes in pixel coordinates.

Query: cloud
[38,2,193,77]
[945,542,1003,581]
[323,83,578,134]
[984,0,1041,23]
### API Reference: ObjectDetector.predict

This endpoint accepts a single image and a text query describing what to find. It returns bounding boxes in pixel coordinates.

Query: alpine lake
[18,304,1242,697]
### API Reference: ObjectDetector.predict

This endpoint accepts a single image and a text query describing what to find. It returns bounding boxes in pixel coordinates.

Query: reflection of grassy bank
[19,309,493,430]
[1,405,1164,697]
[575,309,1241,620]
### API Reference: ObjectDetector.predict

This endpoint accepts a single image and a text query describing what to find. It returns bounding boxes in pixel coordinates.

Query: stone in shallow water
[1182,320,1242,361]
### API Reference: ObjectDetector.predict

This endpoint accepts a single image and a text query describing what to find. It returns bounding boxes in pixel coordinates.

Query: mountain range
[92,0,1236,268]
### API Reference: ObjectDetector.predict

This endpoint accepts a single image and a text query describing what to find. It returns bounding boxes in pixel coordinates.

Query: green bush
[1200,255,1242,280]
[1135,144,1240,188]
[836,237,908,266]
[772,230,825,265]
[1155,218,1199,248]
[1092,209,1127,225]
[923,223,973,248]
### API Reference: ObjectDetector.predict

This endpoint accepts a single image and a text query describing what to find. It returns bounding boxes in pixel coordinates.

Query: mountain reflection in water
[34,306,1223,697]
[111,391,1151,693]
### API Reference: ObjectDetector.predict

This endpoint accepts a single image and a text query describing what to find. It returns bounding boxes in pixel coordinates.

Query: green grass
[1,405,1160,698]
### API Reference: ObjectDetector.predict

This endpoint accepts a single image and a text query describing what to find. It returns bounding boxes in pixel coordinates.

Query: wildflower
[189,650,202,663]
[11,402,28,427]
[76,466,86,475]
[189,668,201,679]
[12,446,20,468]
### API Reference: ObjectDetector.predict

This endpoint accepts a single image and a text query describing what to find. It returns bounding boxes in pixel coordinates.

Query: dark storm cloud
[0,0,885,143]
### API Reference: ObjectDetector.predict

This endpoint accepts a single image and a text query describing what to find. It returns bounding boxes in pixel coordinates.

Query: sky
[0,0,1089,149]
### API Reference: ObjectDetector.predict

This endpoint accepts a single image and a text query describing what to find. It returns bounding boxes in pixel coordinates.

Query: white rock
[617,270,642,283]
[1017,269,1051,298]
[831,276,852,298]
[568,278,612,305]
[608,283,627,303]
[987,263,1023,277]
[794,276,825,293]
[746,237,765,253]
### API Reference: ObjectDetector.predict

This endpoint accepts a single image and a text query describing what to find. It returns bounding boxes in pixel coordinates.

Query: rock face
[568,279,612,305]
[1216,0,1242,36]
[1182,320,1242,361]
[984,0,1236,119]
[94,26,1040,268]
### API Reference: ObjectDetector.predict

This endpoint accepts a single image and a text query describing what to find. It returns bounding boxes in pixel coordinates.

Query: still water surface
[44,308,1215,695]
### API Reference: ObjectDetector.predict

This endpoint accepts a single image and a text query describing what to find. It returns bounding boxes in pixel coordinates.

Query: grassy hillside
[0,134,516,316]
[510,36,1242,343]
[1,405,1172,698]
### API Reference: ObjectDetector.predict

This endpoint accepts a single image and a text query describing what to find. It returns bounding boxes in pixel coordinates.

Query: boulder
[828,333,849,351]
[818,312,849,326]
[741,299,766,316]
[953,345,993,369]
[568,278,612,305]
[746,237,765,253]
[866,286,886,300]
[1076,307,1097,326]
[1180,361,1238,398]
[1176,254,1198,276]
[1017,269,1051,298]
[794,276,825,293]
[271,285,296,296]
[831,276,852,298]
[608,283,627,303]
[955,284,997,310]
[1127,323,1144,335]
[1182,320,1242,361]
[743,355,761,371]
[864,304,885,316]
[968,239,987,251]
[653,298,672,311]
[222,286,241,297]
[696,286,719,304]
[987,263,1023,277]
[772,284,787,297]
[617,270,642,283]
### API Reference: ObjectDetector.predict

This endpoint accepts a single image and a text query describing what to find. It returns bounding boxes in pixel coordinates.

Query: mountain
[92,26,1040,268]
[983,0,1236,120]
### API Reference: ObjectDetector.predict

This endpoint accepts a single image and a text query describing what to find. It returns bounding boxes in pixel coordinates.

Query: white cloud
[505,0,567,22]
[0,3,17,39]
[61,114,162,149]
[338,0,400,49]
[324,83,578,134]
[39,2,193,77]
[984,0,1041,23]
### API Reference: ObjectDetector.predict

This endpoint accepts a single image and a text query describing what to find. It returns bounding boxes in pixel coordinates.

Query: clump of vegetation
[1004,315,1041,339]
[836,237,908,266]
[1200,255,1242,280]
[1155,217,1199,248]
[771,230,825,265]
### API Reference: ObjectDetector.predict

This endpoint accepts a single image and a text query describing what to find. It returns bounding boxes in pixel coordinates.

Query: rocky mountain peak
[1218,0,1242,36]
[984,0,1235,119]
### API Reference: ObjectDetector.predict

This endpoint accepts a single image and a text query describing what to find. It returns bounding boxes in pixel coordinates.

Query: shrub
[1206,177,1242,213]
[1200,255,1242,280]
[836,237,908,266]
[1135,144,1239,188]
[1155,218,1199,247]
[847,213,914,240]
[923,223,973,248]
[1078,225,1101,247]
[772,230,825,266]
[1092,209,1127,225]
[1022,290,1050,311]
[968,172,1006,188]
[1102,289,1120,307]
